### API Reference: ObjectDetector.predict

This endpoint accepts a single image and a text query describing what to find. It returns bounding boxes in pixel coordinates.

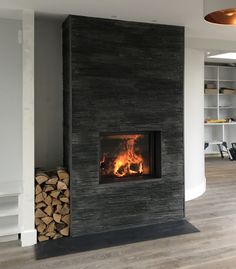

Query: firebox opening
[99,131,161,184]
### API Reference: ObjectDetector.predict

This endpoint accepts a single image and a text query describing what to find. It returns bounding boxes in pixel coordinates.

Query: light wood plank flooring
[1,157,236,269]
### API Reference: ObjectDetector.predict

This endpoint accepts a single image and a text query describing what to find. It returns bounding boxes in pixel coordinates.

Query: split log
[35,208,47,218]
[53,233,63,240]
[35,218,43,226]
[35,172,48,185]
[46,231,56,238]
[61,204,70,215]
[46,176,58,185]
[62,178,70,187]
[35,184,42,195]
[53,213,61,223]
[57,169,69,181]
[59,196,69,204]
[41,216,53,225]
[35,193,44,204]
[47,221,56,233]
[55,204,62,214]
[52,198,61,206]
[57,181,67,190]
[37,223,46,233]
[64,189,70,198]
[50,190,60,199]
[38,235,49,242]
[35,202,46,209]
[44,205,53,217]
[55,222,66,231]
[44,185,55,193]
[60,227,69,236]
[44,195,52,206]
[62,214,70,225]
[42,192,47,199]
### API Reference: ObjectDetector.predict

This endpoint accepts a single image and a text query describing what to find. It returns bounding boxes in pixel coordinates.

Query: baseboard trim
[185,178,206,201]
[21,229,37,247]
[0,234,19,243]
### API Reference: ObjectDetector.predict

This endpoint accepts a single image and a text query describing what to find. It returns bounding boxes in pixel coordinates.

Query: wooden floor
[1,157,236,269]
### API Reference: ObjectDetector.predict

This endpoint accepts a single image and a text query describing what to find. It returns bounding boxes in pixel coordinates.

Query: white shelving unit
[0,181,21,240]
[0,197,18,218]
[204,64,236,154]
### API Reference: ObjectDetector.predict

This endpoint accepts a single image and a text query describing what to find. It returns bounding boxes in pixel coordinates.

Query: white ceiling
[2,0,236,41]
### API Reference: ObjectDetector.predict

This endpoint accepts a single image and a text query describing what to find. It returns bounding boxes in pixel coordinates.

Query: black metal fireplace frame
[99,131,161,184]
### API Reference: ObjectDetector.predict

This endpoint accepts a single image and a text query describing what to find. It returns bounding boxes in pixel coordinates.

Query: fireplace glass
[99,131,161,183]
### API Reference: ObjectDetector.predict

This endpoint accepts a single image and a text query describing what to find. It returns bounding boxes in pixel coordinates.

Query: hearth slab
[35,220,199,259]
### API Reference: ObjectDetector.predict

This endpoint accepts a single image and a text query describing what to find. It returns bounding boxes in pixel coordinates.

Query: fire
[100,134,144,178]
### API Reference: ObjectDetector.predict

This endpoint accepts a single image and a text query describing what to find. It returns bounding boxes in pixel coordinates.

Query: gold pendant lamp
[204,0,236,25]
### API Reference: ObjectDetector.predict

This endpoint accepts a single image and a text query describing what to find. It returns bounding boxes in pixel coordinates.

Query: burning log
[116,165,126,177]
[100,135,145,178]
[35,168,70,242]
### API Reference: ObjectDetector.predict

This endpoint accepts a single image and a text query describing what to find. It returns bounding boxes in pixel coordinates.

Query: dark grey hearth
[63,15,185,237]
[35,220,199,259]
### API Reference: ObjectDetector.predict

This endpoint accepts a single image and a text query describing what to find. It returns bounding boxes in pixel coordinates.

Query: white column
[185,48,206,201]
[19,9,37,247]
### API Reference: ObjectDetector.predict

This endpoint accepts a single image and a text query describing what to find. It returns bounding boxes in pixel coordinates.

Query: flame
[100,134,145,178]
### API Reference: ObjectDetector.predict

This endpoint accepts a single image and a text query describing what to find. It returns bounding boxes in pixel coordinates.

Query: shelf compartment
[0,181,22,197]
[205,122,236,126]
[204,63,236,155]
[0,215,18,237]
[205,65,217,82]
[204,107,218,109]
[219,79,236,82]
[205,93,219,96]
[219,106,236,109]
[219,66,236,81]
[0,196,18,218]
[205,78,217,81]
[219,94,236,96]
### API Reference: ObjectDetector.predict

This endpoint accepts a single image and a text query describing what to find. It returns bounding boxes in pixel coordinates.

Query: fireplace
[99,131,161,183]
[63,15,184,237]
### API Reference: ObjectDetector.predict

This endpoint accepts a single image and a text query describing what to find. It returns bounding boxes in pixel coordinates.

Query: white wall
[185,48,206,201]
[0,18,22,185]
[35,18,63,169]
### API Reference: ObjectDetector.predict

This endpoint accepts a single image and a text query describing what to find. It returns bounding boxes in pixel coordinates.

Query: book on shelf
[219,88,236,94]
[204,88,217,94]
[206,119,227,123]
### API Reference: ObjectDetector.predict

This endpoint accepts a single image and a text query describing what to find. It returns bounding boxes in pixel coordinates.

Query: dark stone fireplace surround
[63,15,184,237]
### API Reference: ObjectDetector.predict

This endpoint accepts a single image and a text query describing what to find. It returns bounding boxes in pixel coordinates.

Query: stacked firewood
[35,168,70,242]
